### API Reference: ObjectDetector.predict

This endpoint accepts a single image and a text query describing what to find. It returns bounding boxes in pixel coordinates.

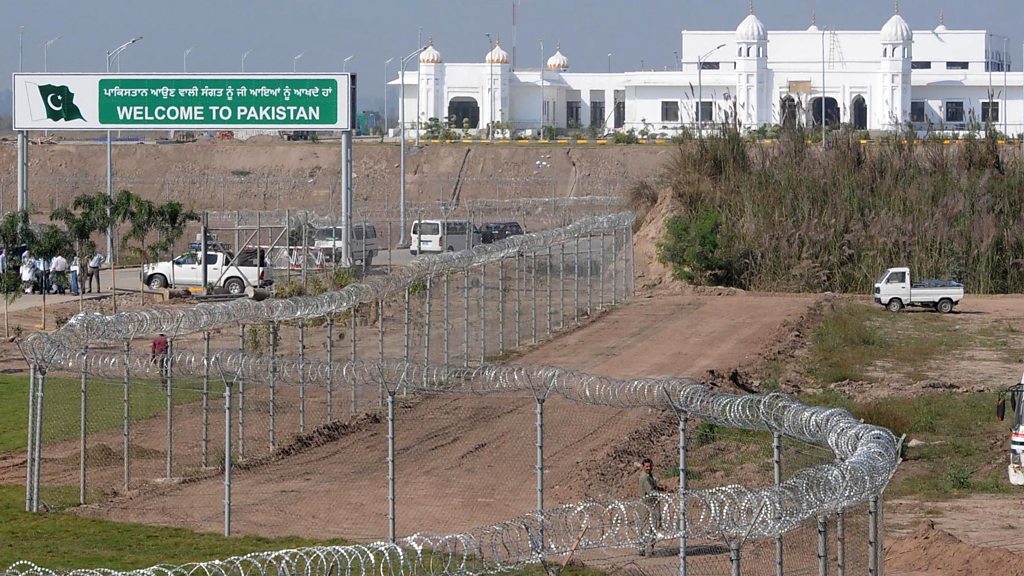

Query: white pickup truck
[873,267,964,313]
[143,249,273,295]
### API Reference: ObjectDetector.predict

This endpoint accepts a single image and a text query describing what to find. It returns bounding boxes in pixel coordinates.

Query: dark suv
[480,222,525,244]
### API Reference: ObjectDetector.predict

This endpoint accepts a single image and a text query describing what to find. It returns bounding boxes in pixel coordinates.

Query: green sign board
[98,78,338,126]
[13,74,353,130]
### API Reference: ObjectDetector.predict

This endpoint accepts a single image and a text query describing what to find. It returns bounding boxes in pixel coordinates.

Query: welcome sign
[12,73,353,130]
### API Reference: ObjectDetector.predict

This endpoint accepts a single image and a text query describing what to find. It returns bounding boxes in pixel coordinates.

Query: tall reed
[661,127,1024,294]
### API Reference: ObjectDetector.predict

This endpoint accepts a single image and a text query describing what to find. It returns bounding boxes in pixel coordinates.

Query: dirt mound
[631,185,678,291]
[887,521,1024,576]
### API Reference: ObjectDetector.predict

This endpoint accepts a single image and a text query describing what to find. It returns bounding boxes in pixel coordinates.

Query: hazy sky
[3,0,1023,111]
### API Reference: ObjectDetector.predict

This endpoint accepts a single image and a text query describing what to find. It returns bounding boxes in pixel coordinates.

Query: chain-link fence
[11,213,899,576]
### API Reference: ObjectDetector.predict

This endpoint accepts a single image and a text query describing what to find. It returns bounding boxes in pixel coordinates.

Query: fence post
[423,277,433,374]
[498,261,505,356]
[612,227,619,305]
[775,432,784,576]
[678,412,689,576]
[515,254,522,348]
[730,541,741,576]
[559,242,565,331]
[25,364,35,512]
[535,396,545,554]
[237,325,245,460]
[269,322,277,451]
[837,509,846,576]
[574,237,581,324]
[587,234,593,316]
[202,332,210,468]
[123,340,131,493]
[404,287,411,365]
[387,388,397,544]
[443,274,450,364]
[79,348,88,505]
[298,322,306,434]
[223,373,233,537]
[599,231,606,310]
[327,317,335,419]
[868,495,878,576]
[479,264,486,364]
[628,223,636,296]
[166,337,174,479]
[351,304,358,365]
[463,269,470,367]
[33,368,46,513]
[378,299,385,365]
[545,246,552,338]
[531,250,538,343]
[818,515,829,576]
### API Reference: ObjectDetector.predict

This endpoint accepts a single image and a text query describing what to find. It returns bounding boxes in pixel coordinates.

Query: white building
[392,9,1021,136]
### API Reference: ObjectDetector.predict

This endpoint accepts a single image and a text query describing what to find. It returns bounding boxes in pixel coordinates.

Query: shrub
[657,206,746,287]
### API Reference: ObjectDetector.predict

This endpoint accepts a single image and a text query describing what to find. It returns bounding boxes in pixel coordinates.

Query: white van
[313,223,379,266]
[410,220,477,255]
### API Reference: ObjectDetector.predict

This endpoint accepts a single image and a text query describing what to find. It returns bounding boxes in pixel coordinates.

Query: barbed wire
[19,212,632,364]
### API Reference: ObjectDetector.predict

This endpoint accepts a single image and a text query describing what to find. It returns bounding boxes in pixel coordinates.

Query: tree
[0,211,34,338]
[28,224,71,330]
[52,204,99,311]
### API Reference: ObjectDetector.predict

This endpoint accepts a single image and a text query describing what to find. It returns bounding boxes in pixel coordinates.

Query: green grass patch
[0,374,224,454]
[799,389,1009,499]
[806,301,1012,385]
[0,485,343,570]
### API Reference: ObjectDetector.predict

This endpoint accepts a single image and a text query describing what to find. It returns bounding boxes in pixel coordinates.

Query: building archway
[447,97,480,130]
[780,96,798,128]
[851,96,868,130]
[809,97,840,128]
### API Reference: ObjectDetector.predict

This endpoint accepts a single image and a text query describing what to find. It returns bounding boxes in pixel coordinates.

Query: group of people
[0,248,106,296]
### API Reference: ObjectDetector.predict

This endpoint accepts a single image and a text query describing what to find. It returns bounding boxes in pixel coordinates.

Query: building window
[945,101,965,123]
[946,61,969,70]
[697,101,714,123]
[699,61,720,70]
[982,101,1000,123]
[910,101,926,123]
[590,101,605,128]
[911,61,932,69]
[566,101,581,128]
[661,101,680,122]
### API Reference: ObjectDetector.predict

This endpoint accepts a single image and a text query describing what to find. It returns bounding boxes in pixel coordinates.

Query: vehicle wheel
[936,299,954,314]
[886,298,904,312]
[410,250,418,256]
[364,254,374,267]
[447,245,454,252]
[225,278,245,295]
[147,275,168,290]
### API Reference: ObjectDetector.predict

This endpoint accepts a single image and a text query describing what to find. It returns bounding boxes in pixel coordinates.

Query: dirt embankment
[0,140,673,215]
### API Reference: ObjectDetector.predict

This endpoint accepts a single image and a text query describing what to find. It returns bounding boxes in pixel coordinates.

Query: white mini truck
[873,267,964,313]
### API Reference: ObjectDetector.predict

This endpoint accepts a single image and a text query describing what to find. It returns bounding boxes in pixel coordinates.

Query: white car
[143,249,273,295]
[872,267,964,313]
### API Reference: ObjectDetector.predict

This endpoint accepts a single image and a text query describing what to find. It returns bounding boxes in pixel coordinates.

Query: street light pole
[822,28,826,144]
[184,46,195,73]
[697,43,726,139]
[607,53,612,73]
[293,51,305,73]
[384,57,394,138]
[399,46,427,247]
[343,55,354,73]
[104,36,143,261]
[540,41,545,134]
[242,49,253,72]
[43,36,60,139]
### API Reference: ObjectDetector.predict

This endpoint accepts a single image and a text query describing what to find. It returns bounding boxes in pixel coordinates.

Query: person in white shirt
[0,248,8,274]
[86,252,105,293]
[49,254,68,295]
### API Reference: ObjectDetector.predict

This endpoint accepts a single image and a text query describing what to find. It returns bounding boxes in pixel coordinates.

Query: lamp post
[384,57,394,138]
[293,51,305,73]
[19,26,24,73]
[607,52,612,73]
[343,54,354,73]
[540,41,545,133]
[105,36,143,260]
[399,45,428,247]
[486,33,494,141]
[673,50,679,71]
[822,28,827,143]
[242,49,253,72]
[184,46,195,72]
[987,33,993,127]
[1003,36,1008,136]
[43,36,60,139]
[697,43,726,138]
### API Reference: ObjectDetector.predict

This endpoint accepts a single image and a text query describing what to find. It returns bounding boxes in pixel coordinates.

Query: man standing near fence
[86,251,105,293]
[151,332,169,389]
[639,457,665,557]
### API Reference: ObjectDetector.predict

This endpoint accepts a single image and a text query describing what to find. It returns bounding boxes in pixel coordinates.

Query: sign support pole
[341,129,353,268]
[16,132,28,212]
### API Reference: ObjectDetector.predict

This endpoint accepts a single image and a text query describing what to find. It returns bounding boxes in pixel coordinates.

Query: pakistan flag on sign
[38,84,85,122]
